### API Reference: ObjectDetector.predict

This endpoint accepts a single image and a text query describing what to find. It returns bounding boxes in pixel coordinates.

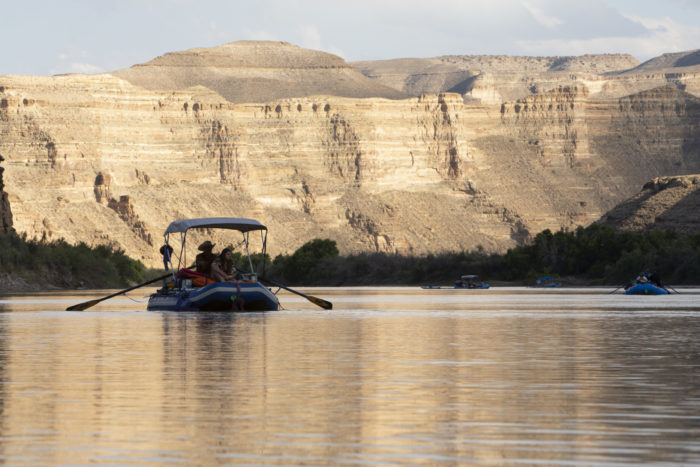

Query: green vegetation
[501,224,700,285]
[0,232,157,290]
[265,225,700,286]
[2,224,699,291]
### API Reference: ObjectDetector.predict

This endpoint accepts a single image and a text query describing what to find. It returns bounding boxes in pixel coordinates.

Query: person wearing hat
[195,240,216,275]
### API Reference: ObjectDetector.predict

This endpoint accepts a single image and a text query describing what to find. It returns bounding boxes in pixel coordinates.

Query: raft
[625,282,669,295]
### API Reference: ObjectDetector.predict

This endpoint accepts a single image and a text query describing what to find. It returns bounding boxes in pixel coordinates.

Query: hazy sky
[2,0,699,76]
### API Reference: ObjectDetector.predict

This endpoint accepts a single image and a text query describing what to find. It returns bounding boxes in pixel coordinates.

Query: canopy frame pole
[243,231,255,273]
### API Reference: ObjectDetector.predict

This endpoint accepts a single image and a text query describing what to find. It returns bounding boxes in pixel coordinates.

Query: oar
[66,272,173,311]
[259,277,332,310]
[666,285,681,294]
[609,283,630,294]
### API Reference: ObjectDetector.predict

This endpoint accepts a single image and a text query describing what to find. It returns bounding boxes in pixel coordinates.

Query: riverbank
[3,224,699,293]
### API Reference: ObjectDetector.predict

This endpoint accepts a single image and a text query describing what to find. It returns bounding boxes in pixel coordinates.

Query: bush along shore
[1,225,699,292]
[0,232,156,292]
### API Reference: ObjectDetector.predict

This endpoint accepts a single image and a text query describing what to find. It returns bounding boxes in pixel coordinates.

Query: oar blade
[66,299,100,311]
[258,276,332,310]
[306,294,332,310]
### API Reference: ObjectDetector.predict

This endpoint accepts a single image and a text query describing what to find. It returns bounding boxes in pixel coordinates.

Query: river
[1,286,699,465]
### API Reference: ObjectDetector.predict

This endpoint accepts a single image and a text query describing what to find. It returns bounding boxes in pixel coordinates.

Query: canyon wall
[1,43,699,267]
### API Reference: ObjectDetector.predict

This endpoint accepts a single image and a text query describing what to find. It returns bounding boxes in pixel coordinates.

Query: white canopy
[164,217,267,234]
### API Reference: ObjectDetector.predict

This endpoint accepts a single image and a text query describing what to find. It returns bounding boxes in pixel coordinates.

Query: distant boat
[625,281,669,295]
[421,275,490,290]
[533,276,562,288]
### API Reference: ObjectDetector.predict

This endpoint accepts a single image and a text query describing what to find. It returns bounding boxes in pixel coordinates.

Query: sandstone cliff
[598,175,700,233]
[1,42,699,268]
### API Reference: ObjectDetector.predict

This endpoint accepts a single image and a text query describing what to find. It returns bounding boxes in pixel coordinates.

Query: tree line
[261,225,700,286]
[1,224,698,290]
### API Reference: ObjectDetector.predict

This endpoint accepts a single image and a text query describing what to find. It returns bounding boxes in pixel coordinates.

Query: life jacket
[177,268,216,287]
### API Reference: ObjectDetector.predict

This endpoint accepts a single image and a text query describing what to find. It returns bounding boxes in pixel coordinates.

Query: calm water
[0,287,699,465]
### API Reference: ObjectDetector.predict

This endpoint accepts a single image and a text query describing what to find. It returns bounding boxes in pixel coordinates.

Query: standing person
[211,248,239,282]
[195,240,216,275]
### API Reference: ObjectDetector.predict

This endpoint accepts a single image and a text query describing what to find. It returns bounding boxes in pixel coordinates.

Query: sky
[2,0,699,76]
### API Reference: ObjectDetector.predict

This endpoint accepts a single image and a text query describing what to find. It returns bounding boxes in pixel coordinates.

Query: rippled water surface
[1,287,699,465]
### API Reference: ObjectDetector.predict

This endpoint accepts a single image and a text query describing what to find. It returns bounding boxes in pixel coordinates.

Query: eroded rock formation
[0,42,699,267]
[598,175,700,233]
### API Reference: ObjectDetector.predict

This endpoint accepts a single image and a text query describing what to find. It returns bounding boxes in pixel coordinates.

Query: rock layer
[1,42,699,267]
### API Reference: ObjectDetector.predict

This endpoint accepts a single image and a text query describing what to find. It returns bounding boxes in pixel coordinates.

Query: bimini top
[164,217,267,234]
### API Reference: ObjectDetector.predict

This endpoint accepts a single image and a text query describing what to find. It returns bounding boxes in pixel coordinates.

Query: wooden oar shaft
[66,272,173,311]
[260,277,332,310]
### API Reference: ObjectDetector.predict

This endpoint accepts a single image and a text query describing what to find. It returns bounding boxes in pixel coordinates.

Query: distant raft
[624,282,669,295]
[533,276,562,288]
[421,275,490,290]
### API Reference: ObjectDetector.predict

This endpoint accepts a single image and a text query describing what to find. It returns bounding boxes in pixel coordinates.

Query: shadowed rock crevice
[324,114,363,184]
[0,154,13,233]
[201,119,243,187]
[107,195,153,246]
[418,93,464,179]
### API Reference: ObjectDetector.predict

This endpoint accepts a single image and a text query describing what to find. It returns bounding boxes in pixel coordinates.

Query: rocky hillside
[113,41,408,103]
[352,50,700,102]
[598,175,700,233]
[351,54,641,98]
[1,41,699,268]
[623,49,700,74]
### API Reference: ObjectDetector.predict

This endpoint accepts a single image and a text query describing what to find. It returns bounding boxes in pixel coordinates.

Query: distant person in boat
[634,268,664,287]
[635,269,650,283]
[211,248,240,282]
[195,240,216,275]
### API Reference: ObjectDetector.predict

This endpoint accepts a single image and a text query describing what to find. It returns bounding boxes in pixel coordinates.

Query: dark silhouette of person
[195,240,216,275]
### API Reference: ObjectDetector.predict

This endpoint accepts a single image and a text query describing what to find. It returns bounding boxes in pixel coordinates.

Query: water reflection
[0,288,698,464]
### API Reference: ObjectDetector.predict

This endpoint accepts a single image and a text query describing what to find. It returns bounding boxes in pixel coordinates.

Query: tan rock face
[1,42,699,267]
[598,175,700,233]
